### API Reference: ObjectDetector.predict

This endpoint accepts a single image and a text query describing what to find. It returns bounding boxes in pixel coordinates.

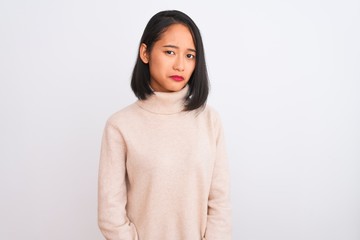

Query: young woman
[98,10,232,240]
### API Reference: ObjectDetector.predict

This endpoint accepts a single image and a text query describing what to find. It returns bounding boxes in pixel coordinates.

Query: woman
[98,10,232,240]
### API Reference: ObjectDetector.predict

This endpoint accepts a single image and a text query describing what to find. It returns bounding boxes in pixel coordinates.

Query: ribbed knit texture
[98,85,232,240]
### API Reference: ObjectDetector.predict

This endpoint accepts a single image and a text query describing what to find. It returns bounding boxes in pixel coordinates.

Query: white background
[1,0,359,239]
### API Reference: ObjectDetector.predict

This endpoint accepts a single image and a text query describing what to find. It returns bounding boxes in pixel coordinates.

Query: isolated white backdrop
[1,0,359,239]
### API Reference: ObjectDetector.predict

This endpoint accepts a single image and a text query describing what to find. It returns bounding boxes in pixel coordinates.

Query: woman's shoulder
[192,104,224,132]
[104,102,139,126]
[200,104,223,121]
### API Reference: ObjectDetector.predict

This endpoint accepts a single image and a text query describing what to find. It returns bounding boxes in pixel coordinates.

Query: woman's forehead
[155,24,195,49]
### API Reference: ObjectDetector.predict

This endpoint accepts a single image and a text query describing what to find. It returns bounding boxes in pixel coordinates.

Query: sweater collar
[136,85,189,115]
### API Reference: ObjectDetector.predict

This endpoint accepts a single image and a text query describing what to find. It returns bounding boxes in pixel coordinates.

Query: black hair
[130,10,209,111]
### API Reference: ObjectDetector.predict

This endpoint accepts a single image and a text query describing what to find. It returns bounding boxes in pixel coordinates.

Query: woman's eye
[187,54,195,59]
[165,50,175,55]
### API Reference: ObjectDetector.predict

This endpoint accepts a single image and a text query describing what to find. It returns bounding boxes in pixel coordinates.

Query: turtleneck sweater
[98,85,232,240]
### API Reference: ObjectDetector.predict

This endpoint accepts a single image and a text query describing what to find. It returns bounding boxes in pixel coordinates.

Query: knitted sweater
[98,85,232,240]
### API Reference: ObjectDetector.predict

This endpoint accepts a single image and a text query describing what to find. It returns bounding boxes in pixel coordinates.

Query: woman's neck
[136,85,189,115]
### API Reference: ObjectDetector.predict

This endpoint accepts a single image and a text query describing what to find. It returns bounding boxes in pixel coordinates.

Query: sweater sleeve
[204,114,232,240]
[98,120,138,240]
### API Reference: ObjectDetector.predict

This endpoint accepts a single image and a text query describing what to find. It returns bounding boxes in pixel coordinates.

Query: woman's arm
[98,120,138,240]
[204,114,232,240]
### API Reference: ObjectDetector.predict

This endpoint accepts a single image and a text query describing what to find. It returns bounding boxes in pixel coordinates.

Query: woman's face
[140,23,196,92]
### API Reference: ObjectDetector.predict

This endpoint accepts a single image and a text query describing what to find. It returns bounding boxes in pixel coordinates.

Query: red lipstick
[170,75,184,82]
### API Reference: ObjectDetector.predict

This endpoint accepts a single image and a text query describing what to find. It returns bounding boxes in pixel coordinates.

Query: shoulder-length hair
[131,10,209,111]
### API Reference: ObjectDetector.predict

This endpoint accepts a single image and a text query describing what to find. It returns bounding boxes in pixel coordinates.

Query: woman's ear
[139,43,149,64]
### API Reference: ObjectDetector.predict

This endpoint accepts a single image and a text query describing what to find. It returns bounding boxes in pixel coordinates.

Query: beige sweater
[98,85,232,240]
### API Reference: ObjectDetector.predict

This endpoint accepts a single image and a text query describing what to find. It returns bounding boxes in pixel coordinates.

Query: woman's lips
[170,75,184,81]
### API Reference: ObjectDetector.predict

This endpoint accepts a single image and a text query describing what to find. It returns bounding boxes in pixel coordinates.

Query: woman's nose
[173,56,185,72]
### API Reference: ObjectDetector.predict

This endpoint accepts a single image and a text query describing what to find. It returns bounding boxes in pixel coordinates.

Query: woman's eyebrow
[162,44,196,53]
